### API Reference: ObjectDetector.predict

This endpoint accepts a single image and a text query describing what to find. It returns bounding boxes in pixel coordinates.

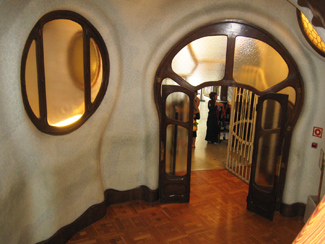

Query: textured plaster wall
[0,0,324,243]
[284,0,325,204]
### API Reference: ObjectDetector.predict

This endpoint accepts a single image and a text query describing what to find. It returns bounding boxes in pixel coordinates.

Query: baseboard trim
[37,185,158,244]
[105,185,159,205]
[280,202,306,217]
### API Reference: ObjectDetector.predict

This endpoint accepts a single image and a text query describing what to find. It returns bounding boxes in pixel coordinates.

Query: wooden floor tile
[67,169,304,244]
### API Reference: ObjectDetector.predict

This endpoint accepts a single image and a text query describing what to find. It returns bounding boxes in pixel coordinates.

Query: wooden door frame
[154,20,304,211]
[158,85,195,203]
[247,93,289,220]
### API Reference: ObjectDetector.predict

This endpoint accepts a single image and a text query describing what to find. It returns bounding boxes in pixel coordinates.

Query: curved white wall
[0,0,324,243]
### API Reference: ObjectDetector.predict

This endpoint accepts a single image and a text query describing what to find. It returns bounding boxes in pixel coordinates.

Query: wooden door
[159,85,194,203]
[247,93,288,220]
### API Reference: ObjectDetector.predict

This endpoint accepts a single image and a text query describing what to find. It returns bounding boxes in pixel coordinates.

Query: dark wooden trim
[105,185,159,205]
[280,202,306,217]
[158,85,194,203]
[36,186,158,244]
[21,10,110,135]
[298,0,325,29]
[36,201,107,244]
[224,35,235,81]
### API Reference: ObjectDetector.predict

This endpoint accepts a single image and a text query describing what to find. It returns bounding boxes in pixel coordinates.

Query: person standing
[205,92,223,143]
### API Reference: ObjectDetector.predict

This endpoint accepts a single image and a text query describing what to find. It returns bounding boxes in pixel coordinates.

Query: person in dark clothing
[205,92,223,143]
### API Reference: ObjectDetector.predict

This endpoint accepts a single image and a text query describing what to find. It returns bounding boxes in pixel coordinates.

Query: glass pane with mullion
[172,36,227,86]
[165,124,188,176]
[165,92,190,122]
[254,99,283,190]
[261,99,282,130]
[233,37,289,92]
[254,132,279,190]
[43,19,85,126]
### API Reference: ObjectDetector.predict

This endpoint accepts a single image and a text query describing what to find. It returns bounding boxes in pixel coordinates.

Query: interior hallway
[67,96,305,243]
[192,94,228,171]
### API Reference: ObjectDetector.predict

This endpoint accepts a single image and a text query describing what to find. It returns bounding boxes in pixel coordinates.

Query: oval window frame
[21,10,109,135]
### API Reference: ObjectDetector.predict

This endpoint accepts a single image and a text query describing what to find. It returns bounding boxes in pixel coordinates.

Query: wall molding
[37,185,159,244]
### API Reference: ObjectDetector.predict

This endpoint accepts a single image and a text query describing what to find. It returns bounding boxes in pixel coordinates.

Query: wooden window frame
[21,10,109,135]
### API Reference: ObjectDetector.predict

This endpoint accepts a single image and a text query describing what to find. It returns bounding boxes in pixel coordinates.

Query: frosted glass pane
[43,19,85,126]
[25,40,40,118]
[255,133,279,189]
[90,38,103,102]
[261,100,282,130]
[165,125,188,176]
[172,45,196,77]
[166,92,190,122]
[191,36,227,61]
[234,37,288,91]
[278,86,296,104]
[161,79,179,98]
[172,36,227,86]
[186,62,225,86]
[162,78,179,86]
[255,99,284,190]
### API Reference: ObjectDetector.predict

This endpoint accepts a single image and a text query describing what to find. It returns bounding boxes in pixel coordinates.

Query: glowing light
[301,12,325,53]
[52,114,82,127]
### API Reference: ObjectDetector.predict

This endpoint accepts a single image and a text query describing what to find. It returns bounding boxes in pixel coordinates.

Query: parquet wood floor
[67,169,304,244]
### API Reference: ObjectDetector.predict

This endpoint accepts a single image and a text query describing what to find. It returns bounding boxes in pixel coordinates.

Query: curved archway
[154,20,303,216]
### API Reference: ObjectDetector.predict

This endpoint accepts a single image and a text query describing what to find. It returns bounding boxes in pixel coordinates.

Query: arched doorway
[154,20,303,220]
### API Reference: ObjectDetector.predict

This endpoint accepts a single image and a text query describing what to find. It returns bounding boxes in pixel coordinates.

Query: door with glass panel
[247,93,288,220]
[159,85,194,203]
[155,21,303,213]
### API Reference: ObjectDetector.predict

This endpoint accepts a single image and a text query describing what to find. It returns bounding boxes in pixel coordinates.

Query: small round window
[21,11,109,135]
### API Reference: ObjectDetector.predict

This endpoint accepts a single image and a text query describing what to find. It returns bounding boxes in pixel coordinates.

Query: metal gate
[226,87,258,183]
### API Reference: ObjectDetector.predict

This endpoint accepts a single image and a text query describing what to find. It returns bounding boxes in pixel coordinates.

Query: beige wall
[0,0,324,243]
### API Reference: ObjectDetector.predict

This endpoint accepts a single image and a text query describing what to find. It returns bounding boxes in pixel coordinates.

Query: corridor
[191,92,228,171]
